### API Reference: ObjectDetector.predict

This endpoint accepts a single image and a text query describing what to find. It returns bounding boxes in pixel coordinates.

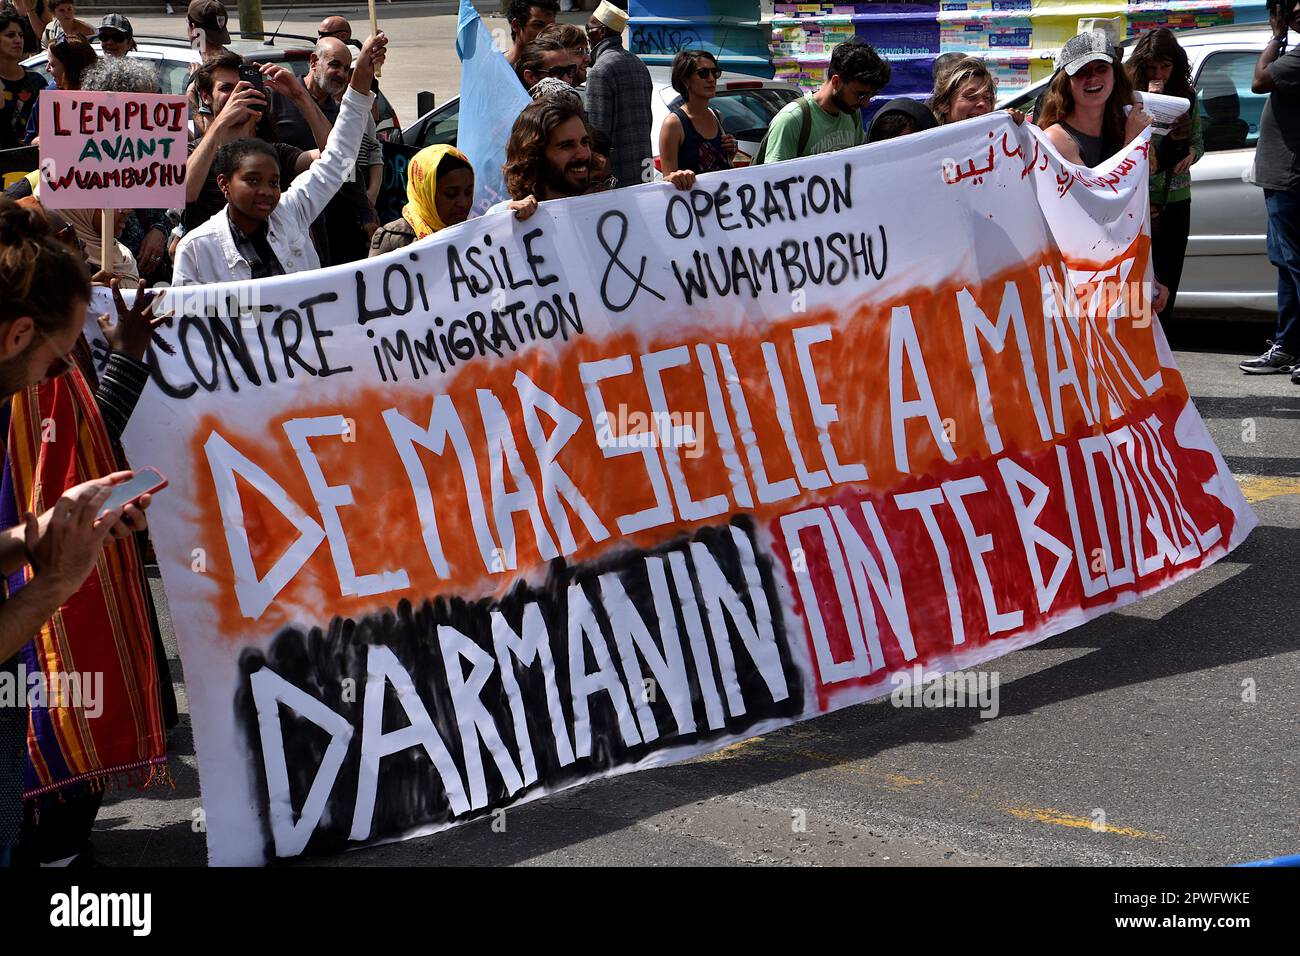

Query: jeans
[1264,189,1300,354]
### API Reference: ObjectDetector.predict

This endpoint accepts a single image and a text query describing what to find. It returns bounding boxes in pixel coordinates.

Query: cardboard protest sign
[38,91,187,209]
[116,114,1254,865]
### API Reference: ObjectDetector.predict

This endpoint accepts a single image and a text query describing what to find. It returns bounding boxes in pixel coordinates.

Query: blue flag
[457,0,531,214]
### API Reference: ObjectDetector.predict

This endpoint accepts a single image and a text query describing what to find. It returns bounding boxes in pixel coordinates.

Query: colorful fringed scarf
[0,346,167,799]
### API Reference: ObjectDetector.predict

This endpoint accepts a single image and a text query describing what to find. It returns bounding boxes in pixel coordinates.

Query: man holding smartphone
[1240,0,1300,376]
[181,51,331,238]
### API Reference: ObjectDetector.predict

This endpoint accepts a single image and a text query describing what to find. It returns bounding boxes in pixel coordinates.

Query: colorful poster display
[123,115,1254,864]
[770,0,1266,97]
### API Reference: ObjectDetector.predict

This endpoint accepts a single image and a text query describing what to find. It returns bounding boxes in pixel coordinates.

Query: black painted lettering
[522,229,559,287]
[179,314,220,391]
[300,293,352,378]
[665,193,693,239]
[355,269,392,324]
[273,310,317,378]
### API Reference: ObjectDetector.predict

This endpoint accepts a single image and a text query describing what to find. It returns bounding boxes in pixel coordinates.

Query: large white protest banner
[116,113,1254,864]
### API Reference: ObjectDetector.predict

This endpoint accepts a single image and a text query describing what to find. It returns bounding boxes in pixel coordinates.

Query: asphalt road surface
[89,315,1299,867]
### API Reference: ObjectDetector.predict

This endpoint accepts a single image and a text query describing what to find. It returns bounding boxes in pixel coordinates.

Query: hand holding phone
[96,467,168,521]
[237,63,268,113]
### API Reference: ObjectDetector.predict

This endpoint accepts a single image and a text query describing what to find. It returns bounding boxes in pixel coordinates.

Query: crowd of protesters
[0,0,1296,867]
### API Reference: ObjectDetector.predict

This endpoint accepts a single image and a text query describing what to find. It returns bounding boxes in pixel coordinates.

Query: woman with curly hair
[1127,28,1203,322]
[1038,31,1152,167]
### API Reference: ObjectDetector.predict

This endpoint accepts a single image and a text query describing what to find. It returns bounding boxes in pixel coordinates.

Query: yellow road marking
[1235,475,1300,505]
[1005,806,1160,840]
[884,773,926,791]
[694,735,765,762]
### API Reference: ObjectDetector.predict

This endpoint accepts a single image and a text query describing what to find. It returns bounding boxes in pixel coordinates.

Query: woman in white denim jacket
[172,34,387,285]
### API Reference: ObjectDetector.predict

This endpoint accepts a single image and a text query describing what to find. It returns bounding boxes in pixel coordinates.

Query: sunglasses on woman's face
[100,31,127,42]
[545,63,578,80]
[695,67,722,79]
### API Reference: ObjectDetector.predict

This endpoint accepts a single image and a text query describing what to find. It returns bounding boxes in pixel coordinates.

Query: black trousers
[18,784,104,865]
[1151,197,1192,322]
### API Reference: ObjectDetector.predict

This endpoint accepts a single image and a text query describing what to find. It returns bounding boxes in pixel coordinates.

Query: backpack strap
[754,95,815,165]
[796,95,813,156]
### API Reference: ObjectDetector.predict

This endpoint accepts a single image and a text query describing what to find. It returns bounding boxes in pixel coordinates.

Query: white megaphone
[1128,90,1192,130]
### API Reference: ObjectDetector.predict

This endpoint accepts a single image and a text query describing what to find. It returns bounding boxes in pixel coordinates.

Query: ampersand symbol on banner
[596,210,665,313]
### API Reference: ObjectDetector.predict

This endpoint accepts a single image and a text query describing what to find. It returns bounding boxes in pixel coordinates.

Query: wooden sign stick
[368,0,381,78]
[100,208,114,275]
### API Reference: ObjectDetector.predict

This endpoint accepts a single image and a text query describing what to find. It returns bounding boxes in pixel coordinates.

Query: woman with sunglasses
[539,23,589,85]
[96,15,137,57]
[660,50,737,176]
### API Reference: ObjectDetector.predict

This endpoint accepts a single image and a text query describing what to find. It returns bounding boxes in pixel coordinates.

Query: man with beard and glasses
[753,39,890,164]
[491,97,693,222]
[516,35,578,91]
[269,36,379,265]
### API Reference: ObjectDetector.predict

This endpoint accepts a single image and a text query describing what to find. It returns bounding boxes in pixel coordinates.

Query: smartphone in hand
[96,468,168,521]
[237,62,267,112]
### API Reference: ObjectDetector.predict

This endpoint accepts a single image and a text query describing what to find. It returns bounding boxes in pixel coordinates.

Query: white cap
[593,1,629,33]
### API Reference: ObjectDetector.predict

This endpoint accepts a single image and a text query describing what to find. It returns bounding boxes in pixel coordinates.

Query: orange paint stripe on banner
[184,239,1170,642]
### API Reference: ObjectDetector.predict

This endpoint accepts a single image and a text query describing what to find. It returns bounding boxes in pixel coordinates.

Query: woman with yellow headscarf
[369,145,475,257]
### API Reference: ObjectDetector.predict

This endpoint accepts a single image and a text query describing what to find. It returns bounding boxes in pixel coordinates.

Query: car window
[716,88,802,139]
[414,99,460,148]
[154,58,193,96]
[1195,51,1264,152]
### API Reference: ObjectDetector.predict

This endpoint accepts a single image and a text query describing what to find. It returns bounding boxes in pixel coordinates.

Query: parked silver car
[1002,24,1288,313]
